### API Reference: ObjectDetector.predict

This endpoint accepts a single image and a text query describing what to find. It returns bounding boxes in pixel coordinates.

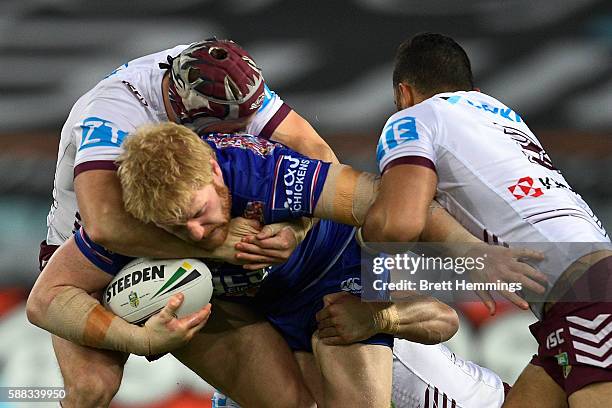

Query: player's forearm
[369,297,459,344]
[419,201,486,259]
[76,169,214,259]
[88,211,213,259]
[314,164,379,226]
[361,164,437,242]
[26,286,150,355]
[270,110,339,164]
[421,201,479,244]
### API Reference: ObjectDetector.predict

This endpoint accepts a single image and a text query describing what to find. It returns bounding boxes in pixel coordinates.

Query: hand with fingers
[466,245,548,315]
[141,293,211,355]
[206,217,263,264]
[235,222,300,270]
[315,291,377,346]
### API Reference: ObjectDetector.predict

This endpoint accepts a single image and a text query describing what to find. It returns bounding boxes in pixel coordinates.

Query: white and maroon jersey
[392,341,506,408]
[376,91,611,317]
[45,45,290,246]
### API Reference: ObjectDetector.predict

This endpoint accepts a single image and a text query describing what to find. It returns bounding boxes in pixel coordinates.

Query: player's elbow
[296,139,337,163]
[80,201,127,250]
[85,223,113,249]
[381,216,425,242]
[364,204,425,242]
[26,287,47,327]
[85,214,128,251]
[310,142,337,164]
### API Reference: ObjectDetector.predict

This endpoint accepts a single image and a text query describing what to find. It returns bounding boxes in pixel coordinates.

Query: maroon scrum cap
[164,38,265,132]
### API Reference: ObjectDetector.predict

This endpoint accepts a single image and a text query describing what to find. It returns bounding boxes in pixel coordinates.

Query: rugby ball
[102,258,213,325]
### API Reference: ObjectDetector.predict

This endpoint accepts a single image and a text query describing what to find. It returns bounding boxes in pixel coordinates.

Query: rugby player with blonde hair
[109,121,543,407]
[32,38,337,408]
[30,37,546,408]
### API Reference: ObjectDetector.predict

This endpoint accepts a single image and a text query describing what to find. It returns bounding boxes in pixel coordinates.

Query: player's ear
[396,82,414,110]
[209,158,223,183]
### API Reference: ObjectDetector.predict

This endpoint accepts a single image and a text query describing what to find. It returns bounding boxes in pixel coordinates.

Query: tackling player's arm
[313,161,547,312]
[76,169,261,262]
[270,110,339,164]
[361,163,437,242]
[423,200,547,313]
[312,162,435,235]
[26,237,210,356]
[316,291,458,345]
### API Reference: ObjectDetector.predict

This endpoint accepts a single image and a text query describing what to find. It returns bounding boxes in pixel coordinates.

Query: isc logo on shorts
[546,328,564,349]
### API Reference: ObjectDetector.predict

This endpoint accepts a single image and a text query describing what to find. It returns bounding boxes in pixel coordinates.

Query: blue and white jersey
[203,133,329,224]
[46,45,289,246]
[191,133,354,297]
[376,91,610,316]
[75,133,355,298]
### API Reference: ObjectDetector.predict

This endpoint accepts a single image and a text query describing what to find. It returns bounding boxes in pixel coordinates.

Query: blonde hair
[116,122,215,225]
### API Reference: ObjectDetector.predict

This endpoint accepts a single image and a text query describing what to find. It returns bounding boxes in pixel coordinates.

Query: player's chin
[199,225,230,250]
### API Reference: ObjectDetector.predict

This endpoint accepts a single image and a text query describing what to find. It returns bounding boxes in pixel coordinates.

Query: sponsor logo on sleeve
[377,116,419,163]
[272,155,321,216]
[78,117,129,151]
[272,155,321,214]
[283,156,307,212]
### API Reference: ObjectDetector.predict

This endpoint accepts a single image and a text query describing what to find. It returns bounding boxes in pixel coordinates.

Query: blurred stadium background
[1,0,611,406]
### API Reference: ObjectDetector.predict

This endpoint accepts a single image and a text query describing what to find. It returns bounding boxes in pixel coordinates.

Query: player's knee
[62,368,121,408]
[269,378,316,408]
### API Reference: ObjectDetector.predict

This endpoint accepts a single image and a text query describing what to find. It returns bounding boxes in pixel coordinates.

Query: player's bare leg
[52,335,129,408]
[568,382,612,407]
[294,351,324,403]
[503,364,567,408]
[172,299,316,408]
[311,331,392,407]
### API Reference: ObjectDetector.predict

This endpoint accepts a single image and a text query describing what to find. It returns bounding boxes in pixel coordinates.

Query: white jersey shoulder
[376,91,610,315]
[72,45,189,168]
[46,45,287,246]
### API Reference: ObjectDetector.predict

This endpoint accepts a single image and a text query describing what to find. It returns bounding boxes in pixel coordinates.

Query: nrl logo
[555,352,572,378]
[128,291,140,308]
